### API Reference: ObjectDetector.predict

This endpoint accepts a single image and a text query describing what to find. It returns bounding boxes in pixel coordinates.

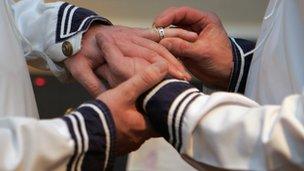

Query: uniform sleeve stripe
[167,88,199,144]
[73,112,89,171]
[62,100,115,170]
[177,94,201,152]
[66,6,78,35]
[143,80,195,140]
[173,92,201,148]
[139,79,206,152]
[56,3,112,42]
[230,38,245,92]
[62,116,78,171]
[79,104,111,170]
[69,114,84,171]
[143,79,188,111]
[60,4,73,38]
[228,38,242,92]
[67,114,84,171]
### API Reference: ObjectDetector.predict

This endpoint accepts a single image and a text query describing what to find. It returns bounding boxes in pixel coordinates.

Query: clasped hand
[64,7,234,155]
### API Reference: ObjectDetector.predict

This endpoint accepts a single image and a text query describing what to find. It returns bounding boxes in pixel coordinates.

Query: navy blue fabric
[91,100,116,171]
[228,38,242,92]
[177,94,200,152]
[70,114,85,169]
[56,3,112,43]
[144,81,194,140]
[77,106,106,171]
[171,91,198,147]
[228,38,255,94]
[62,116,78,171]
[62,100,115,171]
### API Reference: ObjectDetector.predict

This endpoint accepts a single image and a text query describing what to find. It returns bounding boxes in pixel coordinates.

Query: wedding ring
[157,27,165,40]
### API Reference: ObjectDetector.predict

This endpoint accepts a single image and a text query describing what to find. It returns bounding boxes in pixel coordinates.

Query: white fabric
[0,1,76,170]
[173,0,304,170]
[246,0,304,104]
[9,0,82,80]
[128,138,196,171]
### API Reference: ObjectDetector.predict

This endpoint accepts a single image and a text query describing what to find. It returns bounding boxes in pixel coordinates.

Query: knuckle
[96,32,108,41]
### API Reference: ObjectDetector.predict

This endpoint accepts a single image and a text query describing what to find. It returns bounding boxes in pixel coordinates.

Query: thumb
[160,37,196,58]
[117,61,168,101]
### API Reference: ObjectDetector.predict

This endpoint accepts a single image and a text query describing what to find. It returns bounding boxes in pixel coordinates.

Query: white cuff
[45,32,83,62]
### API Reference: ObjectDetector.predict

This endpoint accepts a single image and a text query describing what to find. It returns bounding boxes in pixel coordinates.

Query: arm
[0,53,169,171]
[0,100,115,171]
[7,0,111,81]
[138,78,304,170]
[8,0,193,96]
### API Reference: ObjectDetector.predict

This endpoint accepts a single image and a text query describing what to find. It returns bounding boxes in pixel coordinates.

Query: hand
[154,7,233,90]
[97,61,168,155]
[64,25,197,97]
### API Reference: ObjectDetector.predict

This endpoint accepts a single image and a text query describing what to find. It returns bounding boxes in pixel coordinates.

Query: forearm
[0,100,115,171]
[138,78,304,170]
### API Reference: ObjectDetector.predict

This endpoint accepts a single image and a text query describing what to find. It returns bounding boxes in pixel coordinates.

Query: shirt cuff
[137,78,202,151]
[61,100,116,171]
[47,2,112,62]
[228,38,255,94]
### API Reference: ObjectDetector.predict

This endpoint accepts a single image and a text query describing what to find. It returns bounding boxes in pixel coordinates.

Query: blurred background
[32,0,269,170]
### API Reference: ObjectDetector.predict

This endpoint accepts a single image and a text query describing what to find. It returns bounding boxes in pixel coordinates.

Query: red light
[35,77,46,87]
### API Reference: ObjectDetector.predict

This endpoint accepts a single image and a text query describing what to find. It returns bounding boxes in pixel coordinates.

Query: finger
[153,7,178,26]
[132,37,192,80]
[96,34,132,79]
[117,61,168,101]
[139,27,198,43]
[64,55,107,97]
[159,37,199,59]
[95,64,117,88]
[165,27,198,42]
[70,63,106,97]
[115,40,189,80]
[154,7,211,32]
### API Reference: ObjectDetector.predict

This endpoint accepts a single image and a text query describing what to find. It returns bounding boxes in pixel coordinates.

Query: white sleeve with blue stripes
[7,0,111,81]
[139,78,304,170]
[0,100,115,171]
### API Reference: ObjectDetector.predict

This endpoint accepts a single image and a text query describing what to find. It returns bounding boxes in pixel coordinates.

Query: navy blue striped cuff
[62,100,115,171]
[138,79,201,152]
[56,2,112,43]
[228,38,255,94]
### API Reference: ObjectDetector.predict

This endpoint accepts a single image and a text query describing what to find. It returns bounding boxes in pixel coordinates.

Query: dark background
[31,74,128,171]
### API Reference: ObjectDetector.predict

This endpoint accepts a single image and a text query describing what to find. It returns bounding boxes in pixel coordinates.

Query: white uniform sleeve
[6,0,111,81]
[0,100,115,171]
[139,79,304,170]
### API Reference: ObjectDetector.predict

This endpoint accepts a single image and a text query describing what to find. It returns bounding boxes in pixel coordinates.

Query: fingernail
[190,31,198,36]
[190,32,198,38]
